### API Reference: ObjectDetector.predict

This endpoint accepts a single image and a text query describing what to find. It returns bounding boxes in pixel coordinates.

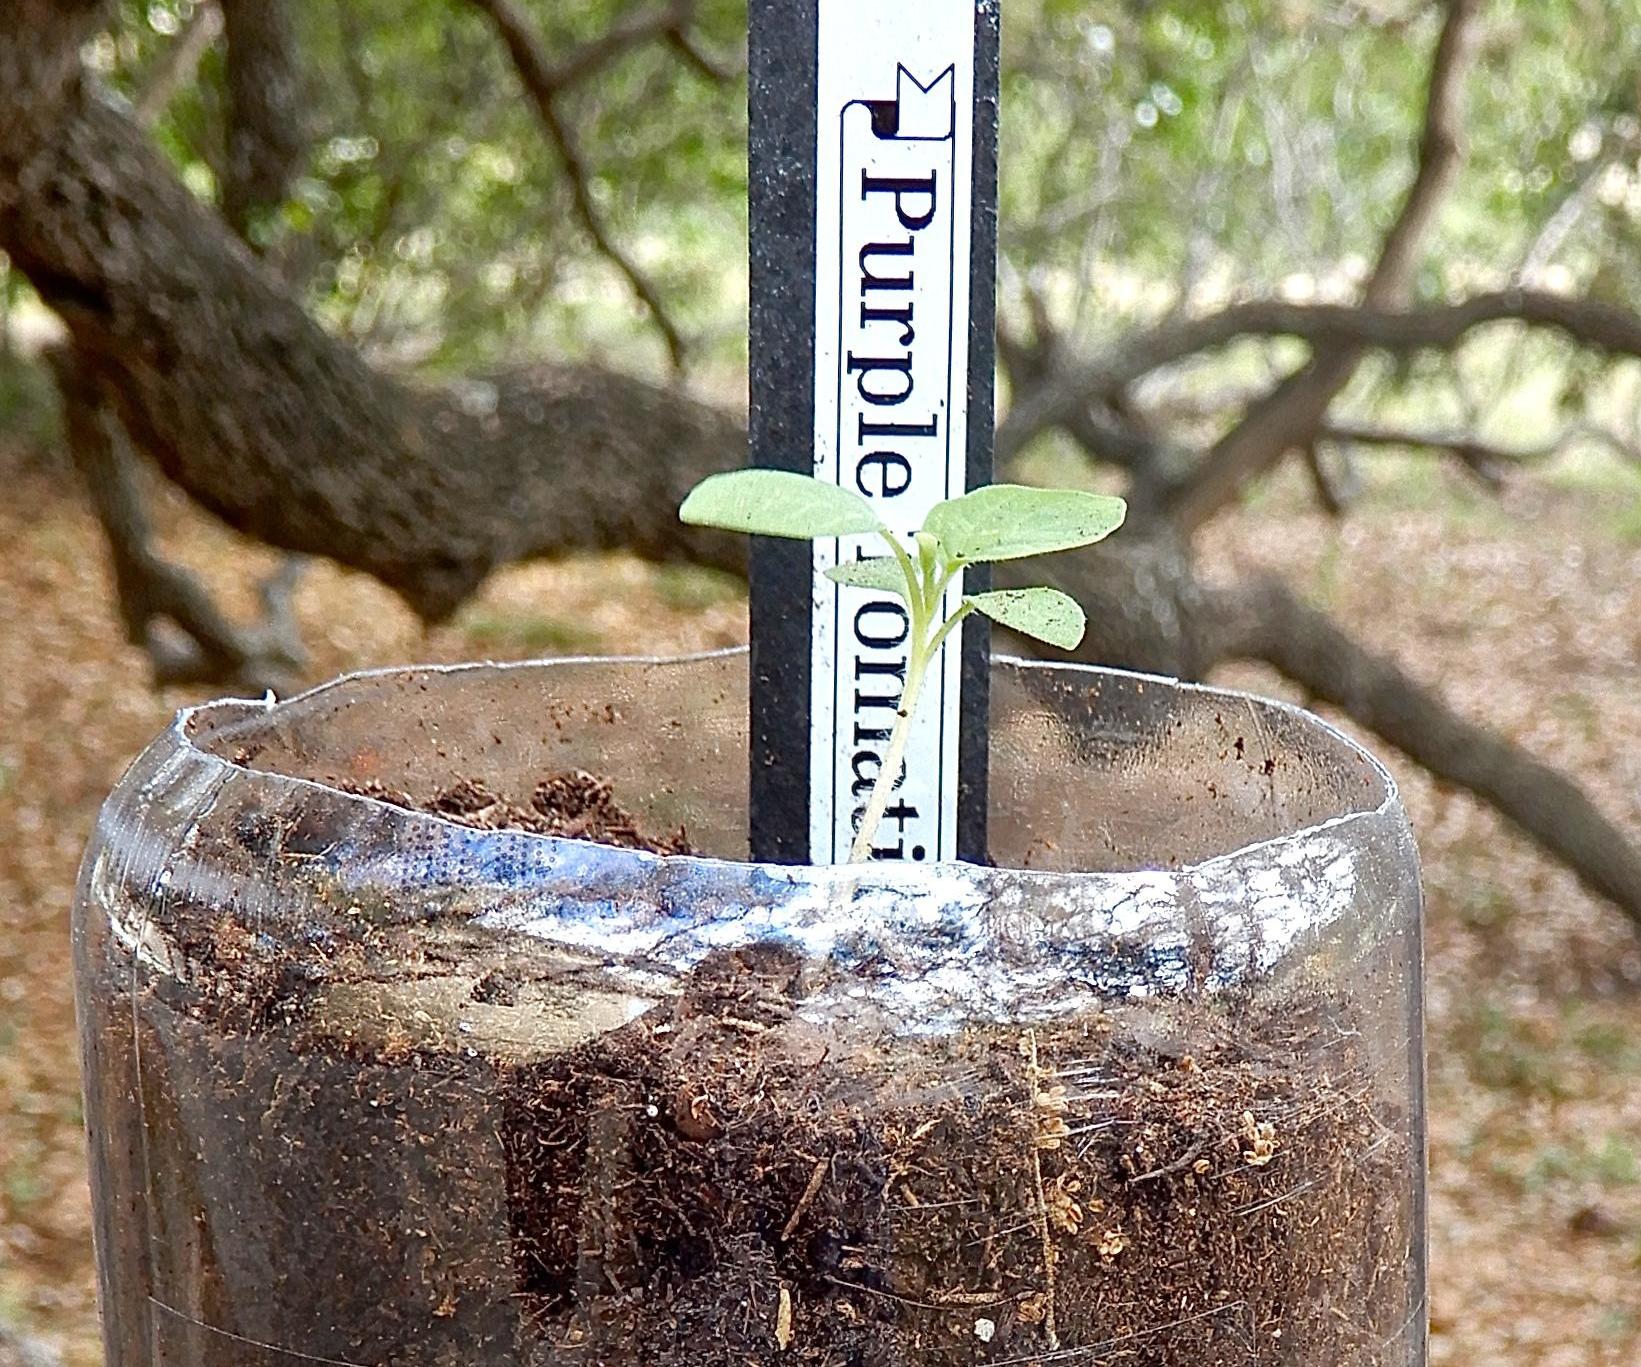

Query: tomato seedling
[681,471,1125,862]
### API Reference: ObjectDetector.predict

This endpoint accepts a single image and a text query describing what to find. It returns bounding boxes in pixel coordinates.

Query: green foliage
[68,0,1637,445]
[650,564,744,611]
[679,468,1124,860]
[1463,1001,1575,1099]
[459,608,602,653]
[0,346,62,450]
[1524,1135,1640,1192]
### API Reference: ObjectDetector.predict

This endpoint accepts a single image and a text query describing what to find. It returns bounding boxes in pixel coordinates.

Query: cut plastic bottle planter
[74,648,1426,1366]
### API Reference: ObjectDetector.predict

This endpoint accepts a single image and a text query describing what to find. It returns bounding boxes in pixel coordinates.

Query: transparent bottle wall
[74,649,1425,1366]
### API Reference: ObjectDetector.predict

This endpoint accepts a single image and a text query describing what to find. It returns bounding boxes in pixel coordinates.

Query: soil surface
[341,771,696,855]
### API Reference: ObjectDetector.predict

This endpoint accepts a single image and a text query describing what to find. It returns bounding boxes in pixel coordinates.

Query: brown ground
[1,447,1637,1365]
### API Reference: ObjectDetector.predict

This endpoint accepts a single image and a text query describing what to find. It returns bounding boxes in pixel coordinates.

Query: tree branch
[1323,418,1641,488]
[465,0,684,97]
[1,66,740,622]
[1360,0,1478,306]
[998,289,1641,463]
[1204,574,1641,932]
[219,0,307,241]
[466,0,689,370]
[0,1,109,171]
[999,1,1487,512]
[50,346,307,691]
[539,0,690,93]
[1302,442,1363,515]
[665,27,740,84]
[538,84,687,372]
[1318,422,1547,489]
[1161,0,1485,533]
[997,299,1185,507]
[1189,292,1641,359]
[133,0,222,129]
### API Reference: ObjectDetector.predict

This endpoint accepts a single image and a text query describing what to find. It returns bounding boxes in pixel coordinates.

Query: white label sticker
[810,4,975,865]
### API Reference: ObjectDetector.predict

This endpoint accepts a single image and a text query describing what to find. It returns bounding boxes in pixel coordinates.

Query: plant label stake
[749,0,1000,864]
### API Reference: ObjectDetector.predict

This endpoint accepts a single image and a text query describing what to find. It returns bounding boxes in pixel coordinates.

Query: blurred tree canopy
[1,0,1639,921]
[84,0,1641,389]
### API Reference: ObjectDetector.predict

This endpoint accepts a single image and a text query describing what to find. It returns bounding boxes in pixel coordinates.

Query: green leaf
[824,556,909,598]
[924,485,1126,563]
[679,470,885,539]
[963,587,1087,651]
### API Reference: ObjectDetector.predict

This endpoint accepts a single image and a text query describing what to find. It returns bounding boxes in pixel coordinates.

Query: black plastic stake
[749,2,999,865]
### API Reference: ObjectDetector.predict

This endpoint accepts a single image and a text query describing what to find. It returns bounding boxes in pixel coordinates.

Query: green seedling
[680,470,1126,862]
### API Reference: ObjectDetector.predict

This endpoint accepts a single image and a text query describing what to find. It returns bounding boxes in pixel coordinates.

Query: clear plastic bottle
[74,649,1425,1366]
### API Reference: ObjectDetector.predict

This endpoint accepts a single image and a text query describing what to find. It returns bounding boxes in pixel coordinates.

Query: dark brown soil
[497,948,1414,1366]
[83,769,1417,1366]
[340,771,695,855]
